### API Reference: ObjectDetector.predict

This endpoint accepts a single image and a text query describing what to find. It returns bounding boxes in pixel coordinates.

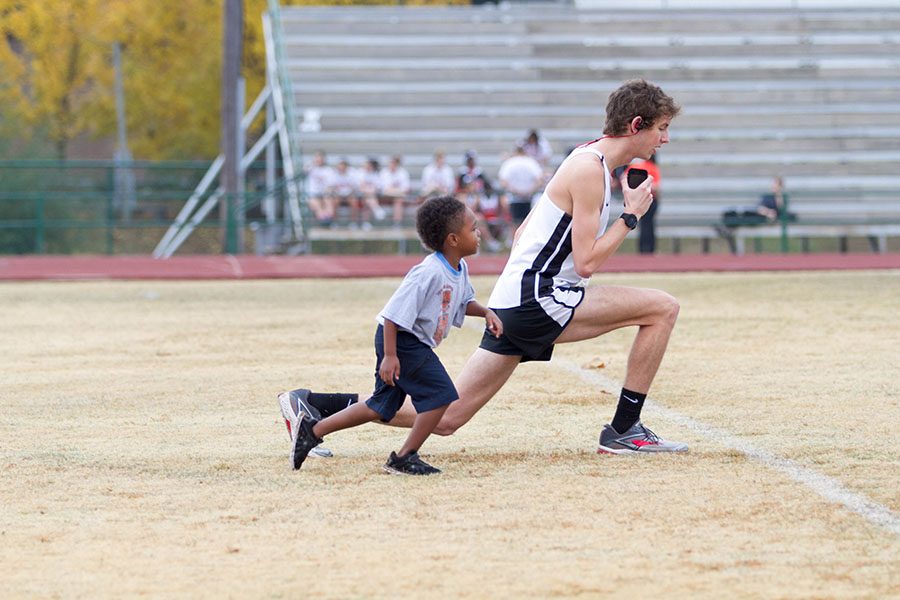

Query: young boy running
[287,196,503,475]
[383,79,688,454]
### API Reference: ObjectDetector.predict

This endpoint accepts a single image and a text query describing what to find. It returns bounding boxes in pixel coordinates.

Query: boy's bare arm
[379,319,401,386]
[465,301,502,337]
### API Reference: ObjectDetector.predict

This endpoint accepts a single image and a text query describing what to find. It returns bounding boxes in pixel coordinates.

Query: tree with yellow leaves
[0,0,118,158]
[0,0,269,160]
[0,0,457,161]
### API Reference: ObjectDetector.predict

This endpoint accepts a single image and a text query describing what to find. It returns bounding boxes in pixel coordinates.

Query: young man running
[288,79,688,455]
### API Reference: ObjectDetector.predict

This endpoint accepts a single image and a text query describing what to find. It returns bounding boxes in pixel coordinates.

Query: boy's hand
[379,354,400,386]
[484,309,503,338]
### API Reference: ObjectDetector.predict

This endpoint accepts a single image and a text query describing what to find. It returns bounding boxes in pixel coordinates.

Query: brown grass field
[2,270,898,598]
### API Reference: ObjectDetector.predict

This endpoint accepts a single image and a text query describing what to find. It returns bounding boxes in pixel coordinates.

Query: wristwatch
[619,212,638,230]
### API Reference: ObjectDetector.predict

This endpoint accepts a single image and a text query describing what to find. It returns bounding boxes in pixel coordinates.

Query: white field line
[225,254,244,277]
[557,359,900,536]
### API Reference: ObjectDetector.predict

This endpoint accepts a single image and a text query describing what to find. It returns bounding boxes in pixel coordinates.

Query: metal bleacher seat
[278,1,900,252]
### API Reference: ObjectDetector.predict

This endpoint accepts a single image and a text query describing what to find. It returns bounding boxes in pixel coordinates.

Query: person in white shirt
[358,157,387,224]
[518,129,554,169]
[380,155,412,226]
[329,158,362,228]
[305,151,336,226]
[419,150,456,200]
[498,144,545,227]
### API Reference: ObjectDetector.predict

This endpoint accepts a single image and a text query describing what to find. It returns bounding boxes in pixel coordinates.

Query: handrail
[0,159,211,170]
[267,0,302,177]
[263,3,305,240]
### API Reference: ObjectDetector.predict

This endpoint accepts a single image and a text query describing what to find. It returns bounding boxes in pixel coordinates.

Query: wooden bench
[730,223,900,255]
[652,198,900,255]
[307,224,422,254]
[303,221,900,256]
[651,225,720,254]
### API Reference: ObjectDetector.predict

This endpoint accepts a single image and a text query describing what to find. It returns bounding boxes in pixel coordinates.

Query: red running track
[1,253,898,281]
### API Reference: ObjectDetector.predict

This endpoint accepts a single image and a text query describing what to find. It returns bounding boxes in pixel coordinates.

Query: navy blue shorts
[365,324,458,422]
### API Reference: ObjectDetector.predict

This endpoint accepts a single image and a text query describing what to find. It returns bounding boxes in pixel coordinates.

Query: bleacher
[277,1,900,253]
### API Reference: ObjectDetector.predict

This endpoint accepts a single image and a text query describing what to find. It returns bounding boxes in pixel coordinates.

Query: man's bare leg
[556,285,679,393]
[386,349,521,436]
[557,284,687,451]
[384,286,677,439]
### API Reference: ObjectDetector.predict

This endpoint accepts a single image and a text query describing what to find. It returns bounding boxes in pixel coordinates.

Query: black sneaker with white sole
[292,415,324,470]
[278,389,333,458]
[383,451,441,476]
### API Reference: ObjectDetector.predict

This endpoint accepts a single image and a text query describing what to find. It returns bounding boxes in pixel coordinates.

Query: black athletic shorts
[478,301,566,363]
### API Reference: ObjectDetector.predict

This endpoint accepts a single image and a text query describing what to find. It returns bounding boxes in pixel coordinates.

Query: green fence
[0,160,293,255]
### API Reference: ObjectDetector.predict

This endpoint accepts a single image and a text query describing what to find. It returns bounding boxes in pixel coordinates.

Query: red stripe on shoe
[633,439,658,447]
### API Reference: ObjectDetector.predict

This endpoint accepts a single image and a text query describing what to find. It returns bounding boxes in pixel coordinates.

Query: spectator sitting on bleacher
[380,155,412,226]
[757,175,787,223]
[720,175,795,230]
[498,143,545,228]
[358,157,387,225]
[518,129,553,170]
[419,150,456,200]
[717,175,796,252]
[305,150,336,226]
[329,158,365,229]
[457,150,507,252]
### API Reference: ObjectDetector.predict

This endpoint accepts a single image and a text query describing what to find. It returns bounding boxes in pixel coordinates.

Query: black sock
[610,388,646,434]
[308,392,358,418]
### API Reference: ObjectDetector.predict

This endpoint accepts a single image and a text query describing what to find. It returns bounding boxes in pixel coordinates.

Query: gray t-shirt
[378,252,476,348]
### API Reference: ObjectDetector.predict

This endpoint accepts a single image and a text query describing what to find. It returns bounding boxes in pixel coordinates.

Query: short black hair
[416,195,467,252]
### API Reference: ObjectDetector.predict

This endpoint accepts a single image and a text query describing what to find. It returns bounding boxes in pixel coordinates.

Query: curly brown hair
[602,79,681,136]
[416,195,467,252]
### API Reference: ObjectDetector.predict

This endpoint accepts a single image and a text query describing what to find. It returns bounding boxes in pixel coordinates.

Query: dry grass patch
[1,271,898,598]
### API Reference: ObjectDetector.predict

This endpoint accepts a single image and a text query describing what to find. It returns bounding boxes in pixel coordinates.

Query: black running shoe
[382,451,441,476]
[278,389,333,458]
[291,415,323,471]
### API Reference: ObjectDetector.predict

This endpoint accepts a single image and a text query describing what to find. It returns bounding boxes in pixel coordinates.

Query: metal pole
[112,42,136,222]
[236,76,246,248]
[265,99,276,224]
[106,166,115,255]
[35,194,46,254]
[221,0,242,254]
[780,192,790,253]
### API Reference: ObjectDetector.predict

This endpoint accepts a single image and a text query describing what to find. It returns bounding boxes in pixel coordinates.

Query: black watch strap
[620,212,638,230]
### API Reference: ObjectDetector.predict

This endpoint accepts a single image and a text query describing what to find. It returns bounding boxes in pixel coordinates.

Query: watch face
[621,213,637,229]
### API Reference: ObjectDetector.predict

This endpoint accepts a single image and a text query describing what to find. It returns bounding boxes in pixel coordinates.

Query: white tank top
[488,147,611,310]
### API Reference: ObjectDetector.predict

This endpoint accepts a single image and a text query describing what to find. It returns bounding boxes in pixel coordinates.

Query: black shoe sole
[382,464,441,476]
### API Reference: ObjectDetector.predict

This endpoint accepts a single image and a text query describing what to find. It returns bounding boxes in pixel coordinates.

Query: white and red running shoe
[278,389,332,458]
[597,421,688,454]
